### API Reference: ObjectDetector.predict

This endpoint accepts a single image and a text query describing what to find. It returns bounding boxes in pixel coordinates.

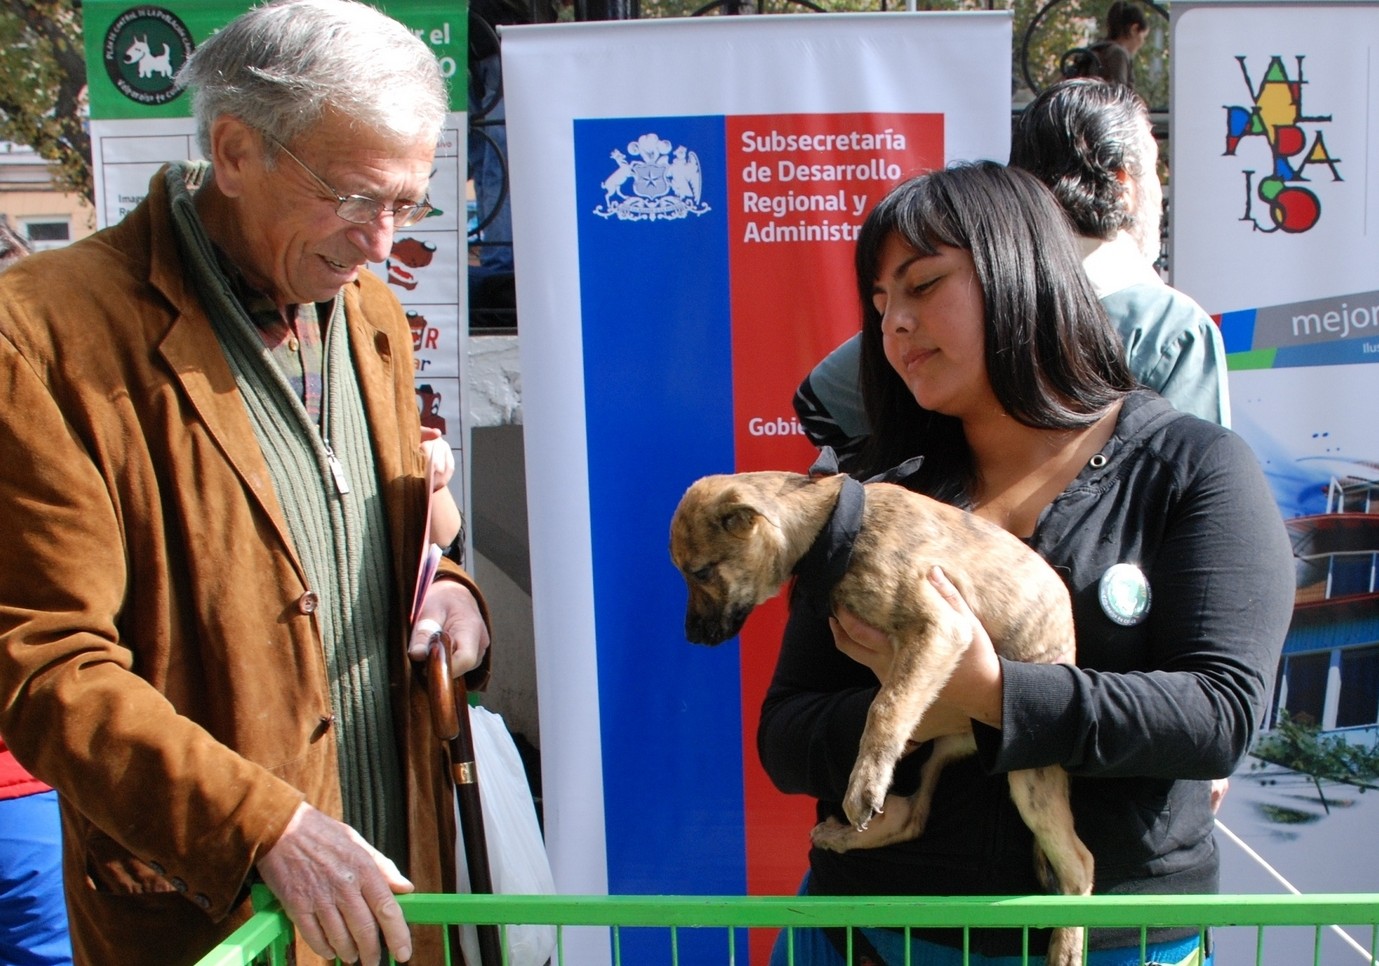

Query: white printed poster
[1172,3,1379,962]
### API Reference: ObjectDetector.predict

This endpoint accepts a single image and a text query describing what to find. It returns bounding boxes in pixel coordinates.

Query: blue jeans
[0,790,73,965]
[767,875,1210,966]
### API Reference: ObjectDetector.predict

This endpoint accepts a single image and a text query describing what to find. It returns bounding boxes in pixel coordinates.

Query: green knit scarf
[167,162,405,865]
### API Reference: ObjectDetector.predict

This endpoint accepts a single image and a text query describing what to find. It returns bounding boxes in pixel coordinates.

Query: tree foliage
[0,0,1169,210]
[1253,711,1379,813]
[0,0,91,202]
[633,0,1170,113]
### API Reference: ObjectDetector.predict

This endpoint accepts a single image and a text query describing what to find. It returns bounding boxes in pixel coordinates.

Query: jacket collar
[1082,389,1185,484]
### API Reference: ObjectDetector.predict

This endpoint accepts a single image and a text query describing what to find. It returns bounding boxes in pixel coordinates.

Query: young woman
[759,162,1295,965]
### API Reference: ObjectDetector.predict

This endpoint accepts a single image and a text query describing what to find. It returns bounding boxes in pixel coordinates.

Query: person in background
[467,0,530,315]
[0,3,491,964]
[794,78,1228,465]
[1061,1,1150,89]
[0,218,73,966]
[759,162,1294,965]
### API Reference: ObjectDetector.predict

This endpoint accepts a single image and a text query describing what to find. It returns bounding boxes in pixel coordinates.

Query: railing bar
[670,923,679,966]
[194,893,1379,964]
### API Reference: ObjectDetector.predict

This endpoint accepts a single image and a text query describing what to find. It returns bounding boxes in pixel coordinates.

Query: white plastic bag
[454,705,556,966]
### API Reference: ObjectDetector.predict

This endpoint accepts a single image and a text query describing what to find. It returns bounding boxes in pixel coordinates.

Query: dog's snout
[684,605,752,647]
[685,614,729,646]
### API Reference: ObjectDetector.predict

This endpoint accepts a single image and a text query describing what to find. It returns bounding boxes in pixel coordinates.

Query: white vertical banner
[1172,4,1379,963]
[503,13,1010,964]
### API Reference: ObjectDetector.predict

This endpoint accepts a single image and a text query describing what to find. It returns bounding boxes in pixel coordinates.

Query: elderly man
[0,2,488,964]
[794,79,1229,463]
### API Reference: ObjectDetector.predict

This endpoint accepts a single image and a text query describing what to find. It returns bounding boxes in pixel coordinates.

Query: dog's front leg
[842,615,969,833]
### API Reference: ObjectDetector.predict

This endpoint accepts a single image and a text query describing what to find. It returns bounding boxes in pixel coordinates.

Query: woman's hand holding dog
[831,566,1005,740]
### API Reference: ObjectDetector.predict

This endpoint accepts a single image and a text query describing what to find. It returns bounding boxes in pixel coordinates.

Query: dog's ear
[718,504,762,538]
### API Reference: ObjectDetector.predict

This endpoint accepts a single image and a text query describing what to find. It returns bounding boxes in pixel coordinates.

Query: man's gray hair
[176,0,448,157]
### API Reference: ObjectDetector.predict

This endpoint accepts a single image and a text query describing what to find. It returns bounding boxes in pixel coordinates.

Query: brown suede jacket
[0,167,489,965]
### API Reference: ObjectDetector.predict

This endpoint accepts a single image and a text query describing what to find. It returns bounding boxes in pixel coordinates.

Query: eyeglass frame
[263,134,434,229]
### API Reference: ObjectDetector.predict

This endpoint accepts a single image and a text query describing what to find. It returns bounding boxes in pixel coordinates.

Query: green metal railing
[197,886,1379,966]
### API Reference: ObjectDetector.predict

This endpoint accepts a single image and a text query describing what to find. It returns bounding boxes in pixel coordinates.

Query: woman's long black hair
[853,161,1135,505]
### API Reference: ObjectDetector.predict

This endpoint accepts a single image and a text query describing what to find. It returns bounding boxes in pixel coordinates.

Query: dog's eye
[691,565,714,582]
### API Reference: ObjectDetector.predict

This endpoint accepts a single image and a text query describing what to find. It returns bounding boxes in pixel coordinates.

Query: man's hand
[256,803,414,965]
[1210,777,1229,814]
[408,578,489,673]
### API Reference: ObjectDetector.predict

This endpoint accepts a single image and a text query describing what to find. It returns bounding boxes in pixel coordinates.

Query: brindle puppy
[669,469,1093,966]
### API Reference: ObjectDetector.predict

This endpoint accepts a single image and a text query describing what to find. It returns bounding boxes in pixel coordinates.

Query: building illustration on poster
[1173,3,1379,960]
[82,0,472,525]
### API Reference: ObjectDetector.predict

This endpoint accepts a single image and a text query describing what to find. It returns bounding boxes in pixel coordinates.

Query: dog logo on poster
[595,133,711,222]
[102,6,194,106]
[1224,55,1342,234]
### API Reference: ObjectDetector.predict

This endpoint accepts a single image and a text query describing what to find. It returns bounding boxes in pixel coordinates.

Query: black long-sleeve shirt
[758,391,1296,954]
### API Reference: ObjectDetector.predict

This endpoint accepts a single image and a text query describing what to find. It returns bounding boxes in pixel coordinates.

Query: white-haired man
[0,3,487,963]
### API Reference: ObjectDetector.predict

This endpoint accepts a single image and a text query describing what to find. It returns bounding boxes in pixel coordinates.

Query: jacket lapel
[142,169,302,574]
[343,283,416,593]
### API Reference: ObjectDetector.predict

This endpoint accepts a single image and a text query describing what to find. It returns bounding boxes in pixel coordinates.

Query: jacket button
[312,714,335,740]
[297,591,319,614]
[194,893,212,910]
[170,876,188,893]
[148,861,165,875]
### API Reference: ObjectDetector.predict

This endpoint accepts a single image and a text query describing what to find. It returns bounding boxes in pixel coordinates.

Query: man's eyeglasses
[266,134,433,228]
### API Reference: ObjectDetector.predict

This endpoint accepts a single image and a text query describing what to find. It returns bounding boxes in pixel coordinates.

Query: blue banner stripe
[574,117,746,932]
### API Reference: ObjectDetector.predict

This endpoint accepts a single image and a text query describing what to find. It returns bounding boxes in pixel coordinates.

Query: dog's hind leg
[904,731,977,839]
[1007,766,1093,966]
[813,730,976,853]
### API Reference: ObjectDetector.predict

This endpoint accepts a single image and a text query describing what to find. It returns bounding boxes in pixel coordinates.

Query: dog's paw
[809,818,858,853]
[842,775,888,832]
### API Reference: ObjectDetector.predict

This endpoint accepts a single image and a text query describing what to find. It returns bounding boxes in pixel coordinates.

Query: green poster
[84,0,469,120]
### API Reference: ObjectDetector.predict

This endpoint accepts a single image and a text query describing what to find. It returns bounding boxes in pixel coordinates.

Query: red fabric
[0,736,51,800]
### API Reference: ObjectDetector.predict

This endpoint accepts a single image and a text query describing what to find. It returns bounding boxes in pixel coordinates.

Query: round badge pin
[1098,563,1151,626]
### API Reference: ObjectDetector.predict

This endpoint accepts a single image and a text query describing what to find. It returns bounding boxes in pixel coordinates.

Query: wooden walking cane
[426,631,504,966]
